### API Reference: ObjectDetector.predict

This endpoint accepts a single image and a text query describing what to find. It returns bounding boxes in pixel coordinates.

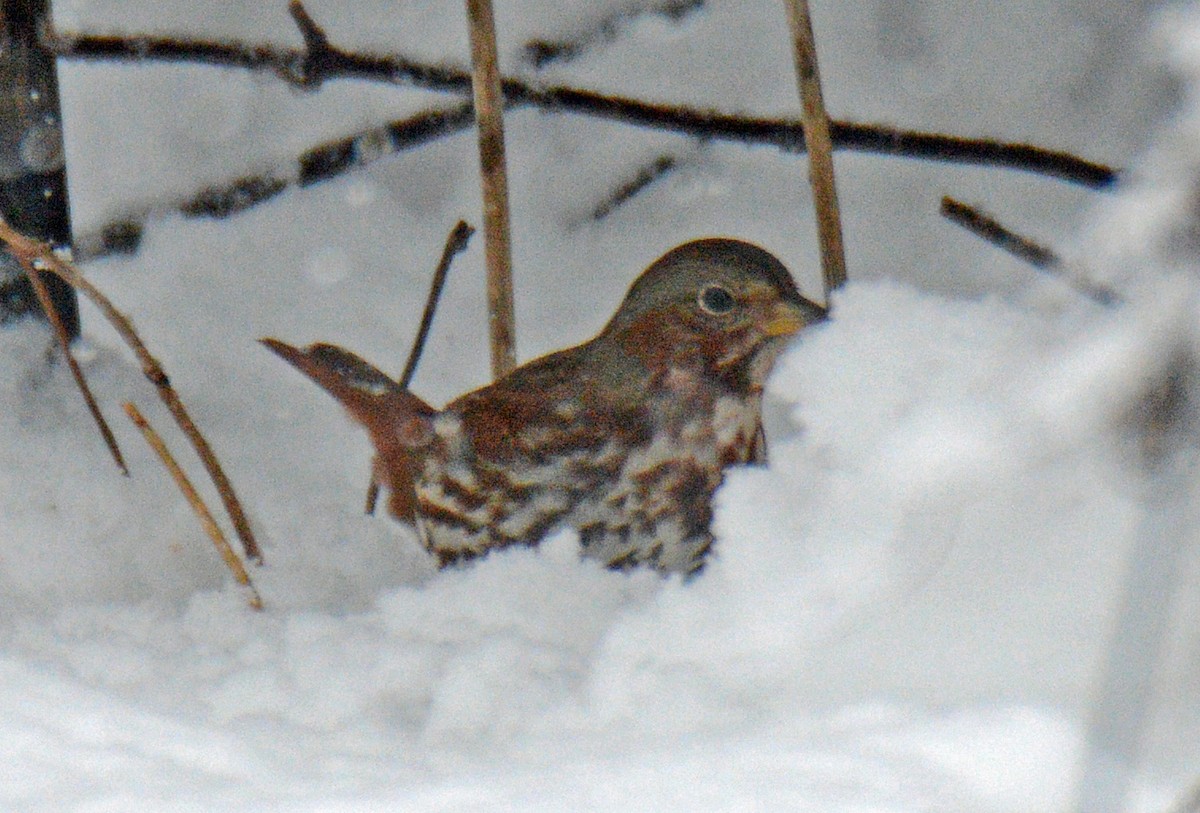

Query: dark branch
[299,103,474,186]
[180,175,290,219]
[75,104,476,260]
[400,220,475,388]
[591,154,678,220]
[941,196,1060,268]
[365,219,474,515]
[46,26,1117,189]
[285,0,337,88]
[940,196,1120,306]
[521,0,705,69]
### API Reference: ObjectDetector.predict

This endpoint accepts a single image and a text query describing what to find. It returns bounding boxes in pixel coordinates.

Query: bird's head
[598,238,826,389]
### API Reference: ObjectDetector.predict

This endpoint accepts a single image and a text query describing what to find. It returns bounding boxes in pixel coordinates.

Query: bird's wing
[448,343,649,468]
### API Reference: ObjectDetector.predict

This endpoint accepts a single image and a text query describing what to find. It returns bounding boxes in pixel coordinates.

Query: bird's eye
[698,284,736,315]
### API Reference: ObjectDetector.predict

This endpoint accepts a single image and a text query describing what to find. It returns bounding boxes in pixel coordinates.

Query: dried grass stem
[124,402,263,611]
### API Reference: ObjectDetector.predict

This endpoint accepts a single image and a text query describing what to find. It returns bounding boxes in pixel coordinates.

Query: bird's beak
[760,300,810,337]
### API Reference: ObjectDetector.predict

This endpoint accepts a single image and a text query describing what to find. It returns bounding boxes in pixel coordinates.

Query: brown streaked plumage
[263,238,826,575]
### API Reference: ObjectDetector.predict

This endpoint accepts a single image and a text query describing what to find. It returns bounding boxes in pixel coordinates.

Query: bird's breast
[412,376,762,573]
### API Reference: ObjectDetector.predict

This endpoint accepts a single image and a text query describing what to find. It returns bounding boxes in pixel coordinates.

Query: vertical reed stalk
[782,0,847,298]
[465,0,517,379]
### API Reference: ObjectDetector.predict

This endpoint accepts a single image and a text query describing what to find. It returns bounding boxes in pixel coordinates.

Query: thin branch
[180,176,290,220]
[521,0,705,69]
[941,196,1059,268]
[73,96,1117,262]
[124,402,263,611]
[299,103,475,188]
[0,220,264,564]
[590,154,678,221]
[285,0,334,89]
[363,482,381,519]
[465,0,517,380]
[45,27,1117,189]
[76,104,476,261]
[940,196,1119,306]
[365,219,475,515]
[20,254,128,475]
[783,0,847,297]
[400,220,476,388]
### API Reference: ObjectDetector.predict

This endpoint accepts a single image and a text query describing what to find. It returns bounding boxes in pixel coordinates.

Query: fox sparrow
[263,238,825,575]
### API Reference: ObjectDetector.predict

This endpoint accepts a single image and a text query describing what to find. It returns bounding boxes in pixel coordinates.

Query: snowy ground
[3,0,1199,810]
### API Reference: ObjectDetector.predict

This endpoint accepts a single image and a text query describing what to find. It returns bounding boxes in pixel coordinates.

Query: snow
[3,0,1199,809]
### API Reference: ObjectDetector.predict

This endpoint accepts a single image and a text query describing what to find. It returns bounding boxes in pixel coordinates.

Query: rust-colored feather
[263,238,826,574]
[260,338,435,521]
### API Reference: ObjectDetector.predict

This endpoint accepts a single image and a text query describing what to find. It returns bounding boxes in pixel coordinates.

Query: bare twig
[940,196,1119,306]
[400,221,477,388]
[76,103,1113,261]
[123,402,263,611]
[522,0,704,69]
[465,0,517,380]
[45,28,1117,189]
[285,0,335,89]
[941,196,1059,267]
[365,219,475,514]
[590,154,678,221]
[299,103,475,188]
[0,220,264,564]
[363,479,382,518]
[20,254,128,474]
[77,104,476,260]
[783,0,847,298]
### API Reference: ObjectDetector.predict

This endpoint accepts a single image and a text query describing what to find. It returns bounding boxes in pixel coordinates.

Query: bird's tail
[260,338,435,522]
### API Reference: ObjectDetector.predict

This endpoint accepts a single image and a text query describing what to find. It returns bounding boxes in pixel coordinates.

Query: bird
[262,238,826,575]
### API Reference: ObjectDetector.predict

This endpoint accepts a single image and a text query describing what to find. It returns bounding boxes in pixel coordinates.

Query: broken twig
[284,0,336,89]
